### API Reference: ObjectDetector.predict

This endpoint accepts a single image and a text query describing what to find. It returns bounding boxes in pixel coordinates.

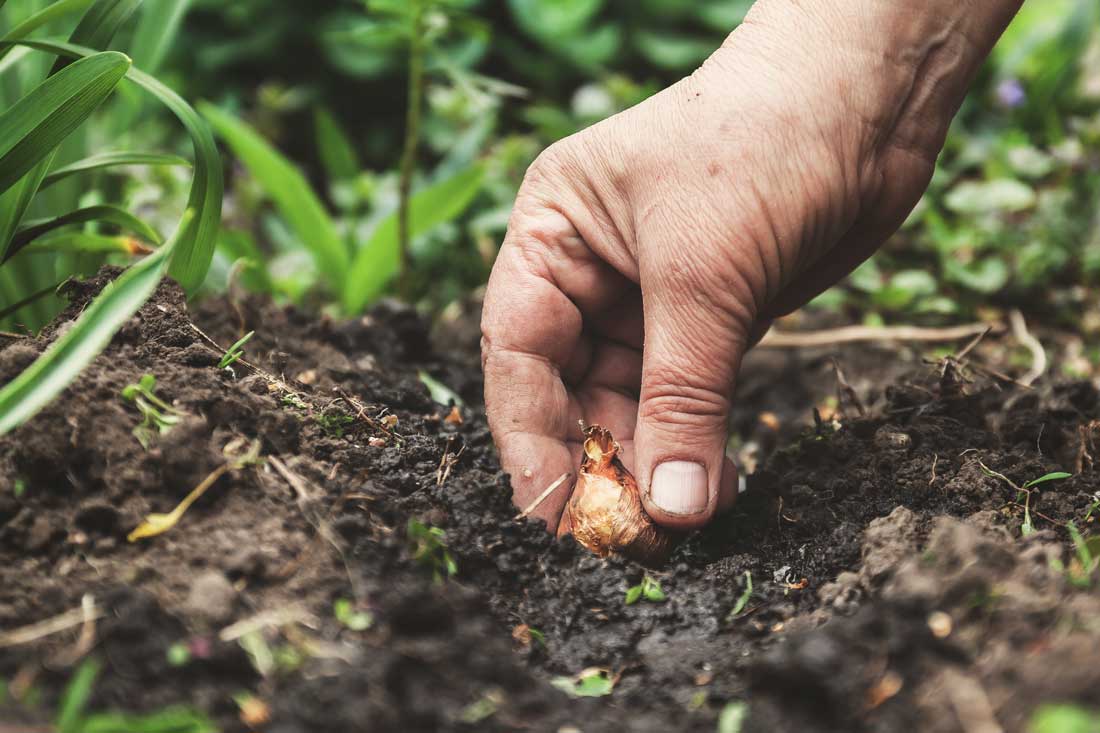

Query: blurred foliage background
[2,0,1099,334]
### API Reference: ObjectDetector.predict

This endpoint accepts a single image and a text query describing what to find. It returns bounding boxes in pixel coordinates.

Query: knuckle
[639,368,730,433]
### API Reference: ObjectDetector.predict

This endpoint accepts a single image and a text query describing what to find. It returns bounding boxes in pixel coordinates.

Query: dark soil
[3,268,1100,732]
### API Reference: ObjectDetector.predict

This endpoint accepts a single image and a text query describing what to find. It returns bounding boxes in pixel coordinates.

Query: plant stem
[397,0,426,298]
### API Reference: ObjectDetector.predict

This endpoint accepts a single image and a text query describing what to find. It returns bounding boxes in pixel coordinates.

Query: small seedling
[13,478,26,498]
[727,571,754,620]
[625,575,667,605]
[1064,521,1100,588]
[166,643,191,667]
[282,393,308,410]
[408,518,457,582]
[121,374,185,449]
[978,460,1071,537]
[218,330,255,370]
[550,667,616,698]
[316,410,356,438]
[334,598,373,631]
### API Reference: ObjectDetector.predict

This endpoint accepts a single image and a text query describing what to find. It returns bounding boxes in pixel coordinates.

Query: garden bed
[2,270,1099,732]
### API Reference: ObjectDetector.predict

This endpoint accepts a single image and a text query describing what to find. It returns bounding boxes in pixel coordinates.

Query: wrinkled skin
[482,0,1024,533]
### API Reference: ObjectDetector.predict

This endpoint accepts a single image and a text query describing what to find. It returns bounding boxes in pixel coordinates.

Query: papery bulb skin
[557,424,675,566]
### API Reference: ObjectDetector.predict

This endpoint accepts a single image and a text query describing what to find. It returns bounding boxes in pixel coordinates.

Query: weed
[316,410,356,438]
[727,571,754,620]
[625,575,667,605]
[282,392,309,410]
[550,667,616,698]
[334,598,373,631]
[408,518,457,582]
[218,329,255,369]
[977,460,1071,537]
[121,374,185,449]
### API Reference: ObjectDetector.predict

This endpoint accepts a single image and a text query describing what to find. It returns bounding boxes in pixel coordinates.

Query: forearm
[718,0,1024,161]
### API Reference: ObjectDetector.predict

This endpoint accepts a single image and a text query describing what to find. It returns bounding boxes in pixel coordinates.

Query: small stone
[873,427,912,452]
[25,516,54,552]
[928,610,953,638]
[184,571,238,625]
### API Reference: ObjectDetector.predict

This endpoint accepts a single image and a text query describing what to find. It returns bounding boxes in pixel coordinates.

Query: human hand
[482,0,1022,532]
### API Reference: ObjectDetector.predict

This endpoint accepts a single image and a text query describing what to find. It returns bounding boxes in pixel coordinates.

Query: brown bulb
[557,424,676,566]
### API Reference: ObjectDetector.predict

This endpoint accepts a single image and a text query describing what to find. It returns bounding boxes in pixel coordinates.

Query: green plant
[978,461,1072,537]
[717,701,748,733]
[407,517,457,582]
[727,571,753,620]
[57,659,215,733]
[550,667,615,698]
[1028,703,1100,733]
[121,373,183,448]
[625,575,667,605]
[0,0,221,436]
[1064,521,1100,588]
[334,598,373,631]
[315,410,356,438]
[217,329,253,369]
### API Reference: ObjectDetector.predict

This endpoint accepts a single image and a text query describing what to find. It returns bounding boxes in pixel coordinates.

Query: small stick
[757,322,996,349]
[1009,309,1046,386]
[929,454,939,486]
[514,472,572,520]
[0,603,104,648]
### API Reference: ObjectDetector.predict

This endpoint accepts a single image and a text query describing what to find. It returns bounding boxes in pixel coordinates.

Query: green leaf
[81,707,216,733]
[18,39,224,293]
[9,204,159,260]
[642,577,667,602]
[1028,703,1100,733]
[944,257,1010,294]
[57,659,100,733]
[130,0,191,73]
[41,151,190,189]
[717,701,749,733]
[0,0,96,64]
[201,102,347,294]
[314,106,360,182]
[633,30,714,70]
[0,51,130,201]
[0,211,192,436]
[508,0,604,40]
[417,369,465,407]
[551,667,615,698]
[15,232,150,257]
[624,584,642,605]
[728,571,753,619]
[344,164,485,313]
[1023,471,1072,489]
[944,178,1037,214]
[55,0,143,72]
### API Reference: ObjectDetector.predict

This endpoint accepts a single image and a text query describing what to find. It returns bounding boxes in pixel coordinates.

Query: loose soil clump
[2,268,1100,732]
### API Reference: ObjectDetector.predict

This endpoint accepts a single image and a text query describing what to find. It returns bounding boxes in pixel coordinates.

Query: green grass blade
[16,38,223,292]
[56,659,100,733]
[81,707,216,733]
[0,210,192,435]
[343,163,484,313]
[0,50,130,201]
[314,105,359,181]
[0,0,96,64]
[53,0,142,72]
[42,151,190,188]
[16,232,149,256]
[130,0,190,73]
[9,204,160,259]
[201,102,347,294]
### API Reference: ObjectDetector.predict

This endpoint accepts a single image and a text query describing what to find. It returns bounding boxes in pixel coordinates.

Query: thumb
[634,259,754,529]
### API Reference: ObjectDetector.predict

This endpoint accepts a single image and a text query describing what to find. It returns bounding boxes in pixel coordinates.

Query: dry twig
[758,322,996,349]
[514,472,572,520]
[1008,309,1046,386]
[0,601,104,648]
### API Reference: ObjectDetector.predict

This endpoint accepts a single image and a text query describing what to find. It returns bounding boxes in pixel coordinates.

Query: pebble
[25,516,54,552]
[184,570,238,625]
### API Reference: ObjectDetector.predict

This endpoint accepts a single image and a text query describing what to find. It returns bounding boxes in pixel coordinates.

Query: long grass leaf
[52,0,142,73]
[56,659,100,733]
[129,0,190,73]
[17,39,223,292]
[201,102,347,293]
[0,50,130,201]
[0,211,192,435]
[16,231,152,257]
[9,204,159,259]
[314,106,359,181]
[41,150,190,188]
[343,163,484,313]
[0,0,95,64]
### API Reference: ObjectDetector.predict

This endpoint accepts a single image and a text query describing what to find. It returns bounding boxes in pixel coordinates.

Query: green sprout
[528,627,546,647]
[977,460,1071,537]
[550,667,616,698]
[727,571,754,620]
[13,478,26,498]
[121,374,185,449]
[316,410,356,437]
[408,518,457,582]
[218,330,255,369]
[625,575,667,605]
[334,598,373,631]
[166,643,190,668]
[1064,521,1100,588]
